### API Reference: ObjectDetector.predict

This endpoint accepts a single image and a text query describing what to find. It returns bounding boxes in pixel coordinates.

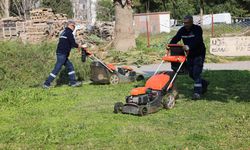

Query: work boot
[192,93,201,100]
[69,81,82,87]
[42,84,50,89]
[202,80,209,94]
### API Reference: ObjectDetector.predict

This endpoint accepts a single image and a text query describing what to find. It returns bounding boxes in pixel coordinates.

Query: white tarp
[194,13,232,25]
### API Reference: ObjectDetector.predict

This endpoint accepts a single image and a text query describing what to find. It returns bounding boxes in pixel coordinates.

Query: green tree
[133,0,196,19]
[203,0,248,17]
[41,0,73,18]
[133,0,165,13]
[9,0,39,19]
[166,0,196,19]
[132,0,250,18]
[96,0,114,21]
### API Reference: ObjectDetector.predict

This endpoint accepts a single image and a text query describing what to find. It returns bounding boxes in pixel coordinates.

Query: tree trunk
[13,1,22,17]
[200,0,204,26]
[170,0,176,19]
[161,0,167,11]
[4,0,9,18]
[113,2,136,51]
[0,1,3,17]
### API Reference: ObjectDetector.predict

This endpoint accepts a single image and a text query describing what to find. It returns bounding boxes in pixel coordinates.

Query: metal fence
[171,17,250,37]
[199,17,250,37]
[211,21,250,37]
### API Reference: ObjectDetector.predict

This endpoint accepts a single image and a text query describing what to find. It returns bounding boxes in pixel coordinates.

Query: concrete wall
[134,12,170,35]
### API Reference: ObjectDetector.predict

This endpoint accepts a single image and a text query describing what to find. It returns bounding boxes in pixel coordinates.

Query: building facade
[134,12,171,35]
[71,0,97,25]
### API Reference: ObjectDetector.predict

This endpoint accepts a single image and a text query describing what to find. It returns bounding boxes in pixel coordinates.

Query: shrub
[0,41,90,90]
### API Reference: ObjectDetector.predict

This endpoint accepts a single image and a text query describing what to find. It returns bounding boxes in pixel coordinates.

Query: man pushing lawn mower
[112,15,210,116]
[169,15,209,100]
[43,20,87,89]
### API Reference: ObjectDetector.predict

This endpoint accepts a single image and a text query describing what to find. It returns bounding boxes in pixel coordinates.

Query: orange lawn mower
[81,48,144,85]
[113,44,188,116]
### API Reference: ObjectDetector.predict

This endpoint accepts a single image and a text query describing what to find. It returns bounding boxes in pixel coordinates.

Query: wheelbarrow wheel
[109,74,119,85]
[138,107,148,116]
[114,102,123,113]
[163,93,176,109]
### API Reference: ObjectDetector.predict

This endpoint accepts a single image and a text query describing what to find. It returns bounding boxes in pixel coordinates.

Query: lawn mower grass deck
[114,44,187,116]
[121,91,163,116]
[90,61,144,85]
[81,48,144,85]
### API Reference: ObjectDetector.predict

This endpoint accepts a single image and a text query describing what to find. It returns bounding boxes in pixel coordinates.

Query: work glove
[81,48,87,62]
[166,45,170,50]
[81,44,88,48]
[183,45,190,51]
[165,45,171,55]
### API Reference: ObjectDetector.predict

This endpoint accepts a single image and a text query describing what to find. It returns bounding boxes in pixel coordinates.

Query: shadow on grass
[176,70,250,102]
[55,68,85,87]
[55,68,69,87]
[28,69,70,88]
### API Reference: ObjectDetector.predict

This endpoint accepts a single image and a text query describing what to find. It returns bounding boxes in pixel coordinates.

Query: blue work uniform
[170,24,208,95]
[44,27,79,86]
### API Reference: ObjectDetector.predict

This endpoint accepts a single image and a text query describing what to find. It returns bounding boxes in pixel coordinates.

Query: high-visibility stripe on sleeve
[60,36,67,39]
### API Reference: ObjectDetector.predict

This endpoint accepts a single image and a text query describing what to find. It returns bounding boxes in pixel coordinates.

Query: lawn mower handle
[165,60,185,91]
[80,48,114,73]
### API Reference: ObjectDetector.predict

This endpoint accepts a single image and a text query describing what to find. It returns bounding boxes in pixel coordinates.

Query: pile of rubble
[55,13,68,20]
[30,8,54,22]
[0,17,23,39]
[75,21,114,46]
[30,8,67,22]
[25,8,68,41]
[27,8,115,43]
[0,8,115,44]
[91,21,114,41]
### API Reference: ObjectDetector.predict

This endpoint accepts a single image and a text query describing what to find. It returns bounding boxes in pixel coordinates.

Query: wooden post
[200,0,204,26]
[211,13,214,37]
[9,27,11,38]
[3,27,5,38]
[146,14,150,47]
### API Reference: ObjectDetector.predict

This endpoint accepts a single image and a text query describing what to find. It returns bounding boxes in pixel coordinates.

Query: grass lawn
[0,70,249,149]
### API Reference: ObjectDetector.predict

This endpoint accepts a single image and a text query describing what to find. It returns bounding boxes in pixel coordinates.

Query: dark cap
[184,15,193,20]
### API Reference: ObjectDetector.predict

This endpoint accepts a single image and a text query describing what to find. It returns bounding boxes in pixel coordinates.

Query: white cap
[67,20,76,26]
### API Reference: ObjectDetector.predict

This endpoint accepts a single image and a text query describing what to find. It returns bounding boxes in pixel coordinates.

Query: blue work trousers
[187,56,206,94]
[44,54,76,86]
